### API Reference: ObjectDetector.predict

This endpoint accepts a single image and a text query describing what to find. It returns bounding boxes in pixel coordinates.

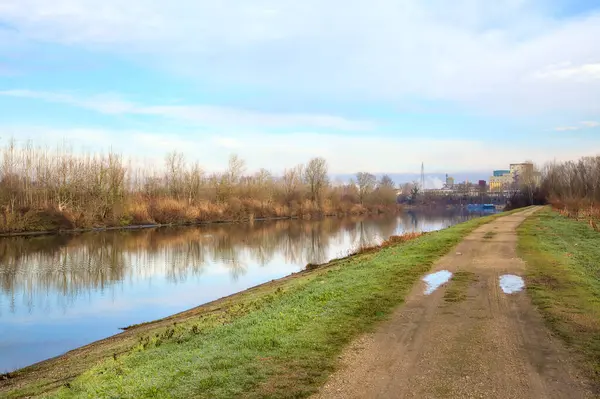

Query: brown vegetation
[0,140,400,233]
[542,155,600,230]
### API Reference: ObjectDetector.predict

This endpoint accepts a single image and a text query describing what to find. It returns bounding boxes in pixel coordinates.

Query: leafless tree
[355,172,376,204]
[304,157,329,203]
[374,174,397,205]
[0,140,403,233]
[282,164,304,204]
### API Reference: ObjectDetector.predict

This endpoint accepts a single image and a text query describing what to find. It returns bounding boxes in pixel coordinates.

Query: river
[0,209,491,372]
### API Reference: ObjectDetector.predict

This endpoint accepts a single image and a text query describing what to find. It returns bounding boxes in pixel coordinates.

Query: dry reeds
[0,139,400,233]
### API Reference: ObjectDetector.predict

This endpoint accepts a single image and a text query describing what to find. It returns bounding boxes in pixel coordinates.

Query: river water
[0,210,488,372]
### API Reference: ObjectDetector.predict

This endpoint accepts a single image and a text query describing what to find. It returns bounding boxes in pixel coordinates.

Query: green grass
[518,208,600,381]
[444,271,477,303]
[4,211,519,399]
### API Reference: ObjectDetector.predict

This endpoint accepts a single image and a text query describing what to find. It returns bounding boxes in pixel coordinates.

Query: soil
[313,207,596,399]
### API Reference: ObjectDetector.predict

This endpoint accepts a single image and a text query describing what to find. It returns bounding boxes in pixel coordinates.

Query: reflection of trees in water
[344,217,398,251]
[398,210,473,233]
[0,212,463,315]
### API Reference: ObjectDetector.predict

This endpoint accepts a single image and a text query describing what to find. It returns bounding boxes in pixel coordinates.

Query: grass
[2,210,521,399]
[444,271,477,303]
[517,207,600,381]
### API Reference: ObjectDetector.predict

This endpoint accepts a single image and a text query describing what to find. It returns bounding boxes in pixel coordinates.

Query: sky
[0,0,599,177]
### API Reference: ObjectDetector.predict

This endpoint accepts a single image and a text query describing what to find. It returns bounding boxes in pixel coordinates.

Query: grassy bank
[518,208,600,381]
[2,211,514,399]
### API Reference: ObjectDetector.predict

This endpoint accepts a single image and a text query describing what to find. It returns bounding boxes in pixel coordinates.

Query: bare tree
[0,140,408,233]
[165,151,185,199]
[355,172,376,204]
[282,164,304,203]
[374,174,397,205]
[304,157,329,203]
[250,168,273,204]
[214,154,246,202]
[227,154,246,184]
[184,162,204,205]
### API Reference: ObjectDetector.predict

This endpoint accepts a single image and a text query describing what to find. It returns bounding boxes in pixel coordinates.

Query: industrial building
[490,170,513,191]
[489,162,540,193]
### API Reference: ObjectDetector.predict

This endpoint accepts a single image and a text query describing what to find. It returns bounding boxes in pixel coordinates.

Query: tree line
[0,140,400,233]
[540,155,600,223]
[542,156,600,204]
[502,155,600,224]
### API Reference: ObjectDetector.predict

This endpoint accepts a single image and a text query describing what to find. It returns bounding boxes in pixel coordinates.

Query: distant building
[444,174,455,188]
[490,170,512,192]
[490,162,540,192]
[510,163,533,182]
[478,180,486,187]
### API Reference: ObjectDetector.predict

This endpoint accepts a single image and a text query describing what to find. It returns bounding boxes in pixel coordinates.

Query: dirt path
[314,207,595,399]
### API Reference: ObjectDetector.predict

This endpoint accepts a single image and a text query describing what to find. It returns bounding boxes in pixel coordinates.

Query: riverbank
[0,210,521,398]
[0,203,400,237]
[517,208,600,383]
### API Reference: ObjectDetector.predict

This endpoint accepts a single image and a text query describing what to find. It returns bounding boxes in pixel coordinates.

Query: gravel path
[313,207,595,399]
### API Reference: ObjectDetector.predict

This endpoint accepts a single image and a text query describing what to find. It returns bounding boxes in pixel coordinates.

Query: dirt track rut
[314,207,594,399]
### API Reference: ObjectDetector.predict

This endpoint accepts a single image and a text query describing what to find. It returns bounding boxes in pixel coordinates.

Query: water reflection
[0,210,478,372]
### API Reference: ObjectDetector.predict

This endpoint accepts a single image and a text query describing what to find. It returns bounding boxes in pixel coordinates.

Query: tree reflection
[0,211,470,315]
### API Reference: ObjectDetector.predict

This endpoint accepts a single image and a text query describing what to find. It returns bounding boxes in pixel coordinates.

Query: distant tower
[420,162,425,191]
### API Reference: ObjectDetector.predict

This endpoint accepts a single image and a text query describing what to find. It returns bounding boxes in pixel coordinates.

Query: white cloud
[0,89,373,131]
[3,125,597,174]
[581,121,600,128]
[1,1,600,115]
[0,89,136,114]
[553,120,600,131]
[533,63,600,81]
[554,126,580,131]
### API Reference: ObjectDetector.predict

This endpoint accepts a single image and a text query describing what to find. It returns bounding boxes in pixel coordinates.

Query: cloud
[1,1,600,115]
[533,63,600,81]
[554,126,580,131]
[0,89,373,131]
[3,125,597,174]
[0,89,136,114]
[581,121,600,128]
[553,120,600,131]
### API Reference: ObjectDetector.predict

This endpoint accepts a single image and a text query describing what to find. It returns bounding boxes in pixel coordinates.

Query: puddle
[499,274,525,294]
[422,270,453,295]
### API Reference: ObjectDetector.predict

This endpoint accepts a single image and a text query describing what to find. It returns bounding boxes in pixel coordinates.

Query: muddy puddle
[423,270,453,295]
[499,274,525,294]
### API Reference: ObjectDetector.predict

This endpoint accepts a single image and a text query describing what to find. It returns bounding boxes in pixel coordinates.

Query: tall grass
[0,140,399,233]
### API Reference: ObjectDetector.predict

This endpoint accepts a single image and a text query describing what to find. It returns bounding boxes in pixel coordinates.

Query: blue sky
[0,0,599,175]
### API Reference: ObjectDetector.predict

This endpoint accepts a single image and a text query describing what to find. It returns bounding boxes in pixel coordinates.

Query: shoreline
[0,209,400,238]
